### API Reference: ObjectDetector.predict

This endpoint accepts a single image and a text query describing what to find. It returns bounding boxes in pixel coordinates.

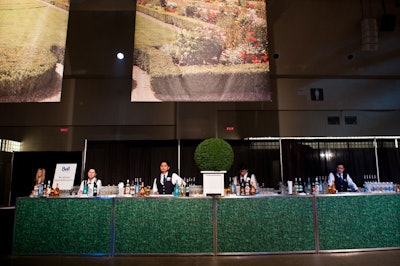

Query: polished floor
[1,250,400,266]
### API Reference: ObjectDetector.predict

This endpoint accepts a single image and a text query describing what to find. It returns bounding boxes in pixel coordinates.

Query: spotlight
[116,52,124,60]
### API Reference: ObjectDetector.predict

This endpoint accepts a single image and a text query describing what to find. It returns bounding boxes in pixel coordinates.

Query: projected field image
[0,0,69,103]
[132,0,270,102]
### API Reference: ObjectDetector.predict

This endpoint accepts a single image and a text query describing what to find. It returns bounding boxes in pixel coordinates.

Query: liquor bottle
[293,178,298,194]
[328,179,337,194]
[47,180,52,197]
[135,178,140,195]
[55,183,60,197]
[139,182,145,196]
[83,180,88,195]
[173,182,180,197]
[42,182,47,197]
[125,179,130,195]
[314,177,319,194]
[235,178,241,196]
[298,178,303,193]
[322,177,328,194]
[38,182,44,197]
[230,177,236,194]
[185,179,190,197]
[180,182,185,197]
[306,178,311,194]
[130,180,136,196]
[93,181,98,196]
[245,181,250,195]
[240,179,245,195]
[33,181,39,197]
[318,176,323,194]
[250,182,256,195]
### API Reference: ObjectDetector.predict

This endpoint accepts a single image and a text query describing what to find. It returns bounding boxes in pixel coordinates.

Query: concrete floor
[1,250,400,266]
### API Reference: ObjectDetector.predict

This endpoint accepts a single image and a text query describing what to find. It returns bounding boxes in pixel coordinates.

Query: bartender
[235,163,258,190]
[152,160,185,194]
[328,162,359,192]
[79,168,102,196]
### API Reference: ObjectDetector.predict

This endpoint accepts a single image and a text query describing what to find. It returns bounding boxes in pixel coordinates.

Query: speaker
[380,14,396,31]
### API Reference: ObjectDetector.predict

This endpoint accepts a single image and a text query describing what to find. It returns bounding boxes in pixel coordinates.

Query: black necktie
[163,175,166,185]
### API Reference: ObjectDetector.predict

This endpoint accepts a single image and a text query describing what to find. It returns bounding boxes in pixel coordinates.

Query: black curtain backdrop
[281,139,389,188]
[376,140,400,184]
[85,139,400,192]
[85,140,281,189]
[85,140,178,187]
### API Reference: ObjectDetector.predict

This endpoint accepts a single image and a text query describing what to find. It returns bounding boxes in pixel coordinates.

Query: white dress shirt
[234,173,258,189]
[79,177,102,196]
[152,172,185,194]
[328,172,358,192]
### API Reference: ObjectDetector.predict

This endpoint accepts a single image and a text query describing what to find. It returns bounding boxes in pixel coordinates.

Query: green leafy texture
[217,197,315,252]
[13,197,113,255]
[194,138,234,171]
[114,197,213,254]
[317,194,400,250]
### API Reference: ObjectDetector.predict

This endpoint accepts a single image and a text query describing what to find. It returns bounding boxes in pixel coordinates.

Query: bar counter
[12,193,400,256]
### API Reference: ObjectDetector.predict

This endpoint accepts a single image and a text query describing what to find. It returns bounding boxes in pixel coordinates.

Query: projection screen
[0,0,69,103]
[132,0,270,102]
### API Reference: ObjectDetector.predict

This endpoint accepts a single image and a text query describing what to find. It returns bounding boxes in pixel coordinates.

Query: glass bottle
[306,178,311,194]
[38,182,44,197]
[240,179,245,195]
[93,181,98,196]
[145,186,151,196]
[185,179,190,197]
[83,180,88,195]
[245,181,250,195]
[130,180,136,196]
[55,183,60,197]
[322,177,328,194]
[47,180,52,197]
[173,182,180,197]
[250,182,256,195]
[314,177,319,194]
[298,178,303,193]
[125,179,130,195]
[230,177,236,194]
[318,176,323,194]
[235,178,241,196]
[135,178,140,195]
[293,178,298,194]
[180,182,185,197]
[139,182,145,196]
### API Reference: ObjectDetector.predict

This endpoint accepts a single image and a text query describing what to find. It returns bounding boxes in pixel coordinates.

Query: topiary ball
[194,138,234,171]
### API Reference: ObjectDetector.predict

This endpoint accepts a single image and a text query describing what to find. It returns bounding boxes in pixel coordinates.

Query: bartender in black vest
[152,160,185,194]
[328,162,359,192]
[235,163,258,190]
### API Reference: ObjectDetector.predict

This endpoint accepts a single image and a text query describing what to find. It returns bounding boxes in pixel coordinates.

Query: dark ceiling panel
[64,1,135,78]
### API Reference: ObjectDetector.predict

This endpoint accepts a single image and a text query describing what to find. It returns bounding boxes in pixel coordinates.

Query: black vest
[240,173,253,184]
[334,172,349,192]
[156,172,174,194]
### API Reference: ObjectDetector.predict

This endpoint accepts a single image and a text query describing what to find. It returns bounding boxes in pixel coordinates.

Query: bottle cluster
[173,177,194,197]
[121,178,148,197]
[291,176,330,195]
[226,177,257,196]
[31,180,60,197]
[363,181,396,193]
[81,180,99,196]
